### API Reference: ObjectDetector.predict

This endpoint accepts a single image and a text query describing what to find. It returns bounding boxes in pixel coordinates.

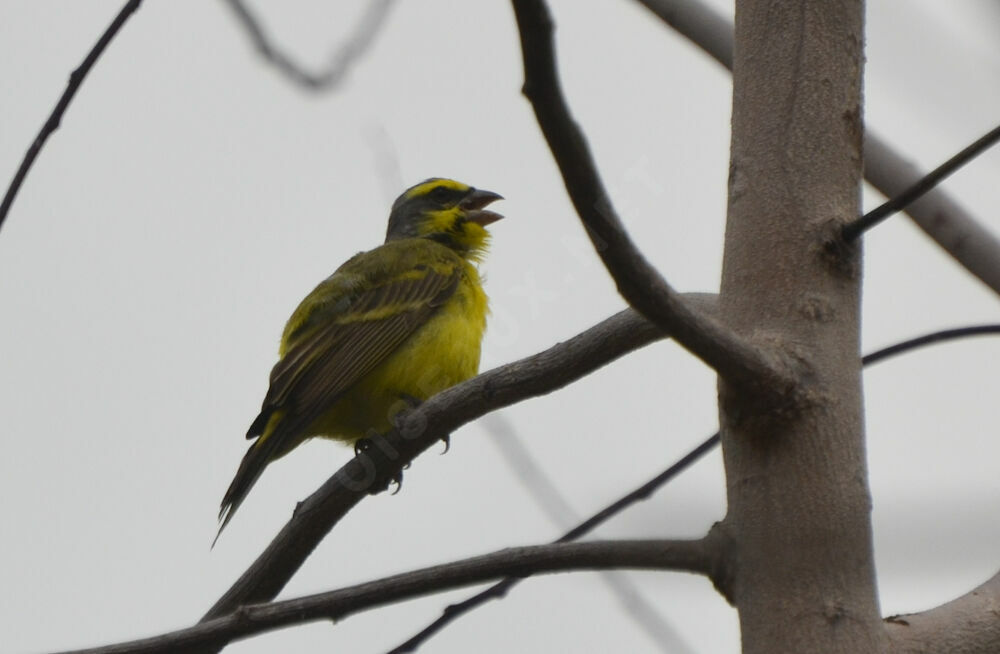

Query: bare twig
[861,324,1000,366]
[511,0,798,403]
[861,132,1000,294]
[481,414,697,654]
[56,539,719,654]
[223,0,396,91]
[632,0,1000,295]
[843,123,1000,240]
[0,0,142,233]
[201,295,718,624]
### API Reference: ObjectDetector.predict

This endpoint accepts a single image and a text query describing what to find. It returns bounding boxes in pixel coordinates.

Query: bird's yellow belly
[307,268,487,443]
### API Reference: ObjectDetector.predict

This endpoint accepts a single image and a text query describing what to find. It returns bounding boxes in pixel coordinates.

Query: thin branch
[0,0,142,233]
[843,123,1000,240]
[56,539,719,654]
[388,430,722,653]
[861,132,1000,294]
[201,295,718,624]
[885,569,1000,654]
[223,0,396,91]
[861,325,1000,366]
[482,414,697,654]
[632,0,1000,296]
[511,0,799,403]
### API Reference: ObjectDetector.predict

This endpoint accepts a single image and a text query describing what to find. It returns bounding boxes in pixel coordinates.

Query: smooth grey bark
[719,1,885,652]
[886,570,1000,654]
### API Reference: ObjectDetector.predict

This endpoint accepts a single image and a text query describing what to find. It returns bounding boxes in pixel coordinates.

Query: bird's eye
[429,186,452,202]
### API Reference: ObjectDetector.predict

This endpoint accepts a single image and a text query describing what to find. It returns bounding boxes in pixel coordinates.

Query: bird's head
[386,178,504,260]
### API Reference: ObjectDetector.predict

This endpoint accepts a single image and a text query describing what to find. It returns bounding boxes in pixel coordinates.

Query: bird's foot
[354,437,372,457]
[354,430,406,494]
[390,394,425,439]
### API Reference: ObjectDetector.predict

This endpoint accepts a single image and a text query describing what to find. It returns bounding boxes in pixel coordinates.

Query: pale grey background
[1,1,999,652]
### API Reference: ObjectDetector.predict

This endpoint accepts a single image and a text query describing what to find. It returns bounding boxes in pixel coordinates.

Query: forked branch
[223,0,396,91]
[511,0,798,402]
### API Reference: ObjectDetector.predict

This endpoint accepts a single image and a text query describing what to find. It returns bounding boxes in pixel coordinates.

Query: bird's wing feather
[248,265,459,443]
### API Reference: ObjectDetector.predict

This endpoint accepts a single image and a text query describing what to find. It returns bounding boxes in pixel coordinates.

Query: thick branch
[886,570,1000,654]
[633,0,1000,296]
[57,539,720,654]
[201,295,716,623]
[511,0,798,402]
[0,0,142,233]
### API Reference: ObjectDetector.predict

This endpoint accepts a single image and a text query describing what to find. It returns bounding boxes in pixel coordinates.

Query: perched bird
[215,178,503,541]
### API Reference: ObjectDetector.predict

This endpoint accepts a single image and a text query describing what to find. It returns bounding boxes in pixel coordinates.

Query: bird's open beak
[461,188,504,226]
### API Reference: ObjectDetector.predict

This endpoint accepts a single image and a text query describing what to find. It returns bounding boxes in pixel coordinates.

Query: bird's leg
[390,393,424,440]
[397,393,423,409]
[375,422,404,495]
[395,393,451,453]
[353,428,405,494]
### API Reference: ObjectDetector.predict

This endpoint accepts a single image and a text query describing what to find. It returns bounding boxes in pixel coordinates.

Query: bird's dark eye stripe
[429,186,453,200]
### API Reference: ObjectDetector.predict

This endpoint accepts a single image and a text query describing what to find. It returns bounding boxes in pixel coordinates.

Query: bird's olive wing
[247,266,459,441]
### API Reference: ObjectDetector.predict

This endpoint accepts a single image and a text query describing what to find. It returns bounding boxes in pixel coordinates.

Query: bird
[215,178,503,542]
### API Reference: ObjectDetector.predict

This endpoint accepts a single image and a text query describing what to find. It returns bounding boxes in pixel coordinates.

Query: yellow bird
[217,178,503,538]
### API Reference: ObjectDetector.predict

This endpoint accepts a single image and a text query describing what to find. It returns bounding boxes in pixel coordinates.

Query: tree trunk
[719,1,884,652]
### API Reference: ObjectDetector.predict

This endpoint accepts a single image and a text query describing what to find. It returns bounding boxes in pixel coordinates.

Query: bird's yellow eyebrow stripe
[405,178,470,199]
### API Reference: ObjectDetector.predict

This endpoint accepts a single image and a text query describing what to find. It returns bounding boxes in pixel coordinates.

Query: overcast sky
[2,2,999,653]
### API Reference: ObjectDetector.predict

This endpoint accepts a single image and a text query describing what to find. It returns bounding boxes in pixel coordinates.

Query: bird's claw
[389,469,404,495]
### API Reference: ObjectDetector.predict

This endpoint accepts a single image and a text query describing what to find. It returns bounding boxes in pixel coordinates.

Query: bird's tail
[213,431,284,547]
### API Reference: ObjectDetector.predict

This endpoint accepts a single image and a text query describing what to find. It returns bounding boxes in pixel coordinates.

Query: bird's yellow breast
[307,260,487,442]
